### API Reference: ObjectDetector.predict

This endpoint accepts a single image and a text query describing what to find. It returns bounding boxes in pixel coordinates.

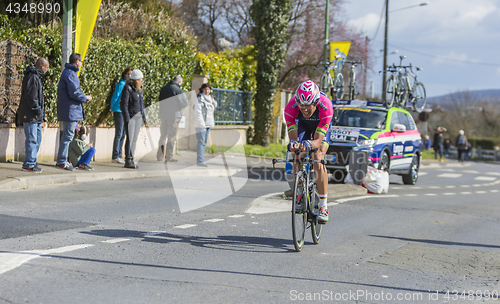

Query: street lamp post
[381,1,428,102]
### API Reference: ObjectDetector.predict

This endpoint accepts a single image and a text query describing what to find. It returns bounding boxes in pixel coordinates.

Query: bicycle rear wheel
[334,73,344,100]
[385,76,395,108]
[412,82,426,113]
[310,182,322,244]
[292,171,307,252]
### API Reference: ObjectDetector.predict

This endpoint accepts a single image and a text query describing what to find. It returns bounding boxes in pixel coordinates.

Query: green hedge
[468,138,500,150]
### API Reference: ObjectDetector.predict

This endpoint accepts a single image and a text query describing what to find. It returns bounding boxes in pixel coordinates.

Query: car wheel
[378,151,390,172]
[402,154,419,185]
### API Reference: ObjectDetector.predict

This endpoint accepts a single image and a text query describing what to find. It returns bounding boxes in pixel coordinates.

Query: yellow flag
[330,41,351,62]
[75,0,102,74]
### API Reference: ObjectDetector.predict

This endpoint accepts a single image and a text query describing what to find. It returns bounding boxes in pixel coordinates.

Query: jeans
[57,121,78,165]
[23,122,42,168]
[112,112,125,159]
[434,144,443,159]
[196,127,210,164]
[76,147,96,166]
[157,118,180,161]
[124,118,142,160]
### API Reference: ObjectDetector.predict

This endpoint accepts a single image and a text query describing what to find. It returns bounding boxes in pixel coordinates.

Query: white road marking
[472,184,482,187]
[463,170,480,174]
[391,187,402,190]
[425,193,437,196]
[328,202,339,206]
[101,238,130,244]
[445,185,456,188]
[487,172,500,176]
[443,193,456,196]
[438,173,463,178]
[491,190,499,193]
[475,176,497,181]
[412,187,422,189]
[335,195,399,203]
[460,185,470,188]
[419,172,428,176]
[460,192,472,195]
[438,169,455,172]
[405,194,417,197]
[204,218,224,223]
[475,191,487,194]
[0,244,93,275]
[429,186,440,189]
[228,215,245,218]
[174,224,197,229]
[251,222,259,225]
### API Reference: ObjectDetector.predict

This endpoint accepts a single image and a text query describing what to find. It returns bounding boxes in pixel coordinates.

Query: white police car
[325,100,422,185]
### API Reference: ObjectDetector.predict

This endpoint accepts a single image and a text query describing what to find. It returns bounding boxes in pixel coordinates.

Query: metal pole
[62,0,73,70]
[324,0,329,63]
[382,0,388,102]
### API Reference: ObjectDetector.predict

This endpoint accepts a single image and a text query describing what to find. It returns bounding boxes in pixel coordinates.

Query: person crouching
[69,125,95,170]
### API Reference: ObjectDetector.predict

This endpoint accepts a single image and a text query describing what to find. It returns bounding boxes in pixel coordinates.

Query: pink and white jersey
[284,92,334,137]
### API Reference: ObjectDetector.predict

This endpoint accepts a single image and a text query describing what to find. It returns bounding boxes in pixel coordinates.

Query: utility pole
[382,0,388,102]
[324,0,329,63]
[62,0,73,70]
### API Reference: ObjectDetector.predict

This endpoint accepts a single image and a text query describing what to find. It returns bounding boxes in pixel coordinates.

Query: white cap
[459,130,464,135]
[130,69,143,80]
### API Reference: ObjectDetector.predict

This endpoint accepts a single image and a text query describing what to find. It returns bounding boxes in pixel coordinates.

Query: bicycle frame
[346,60,363,100]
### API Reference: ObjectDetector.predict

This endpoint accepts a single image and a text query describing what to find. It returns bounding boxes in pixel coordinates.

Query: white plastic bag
[362,166,389,194]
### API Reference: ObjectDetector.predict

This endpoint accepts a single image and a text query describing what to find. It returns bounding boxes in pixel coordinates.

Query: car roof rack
[331,100,386,108]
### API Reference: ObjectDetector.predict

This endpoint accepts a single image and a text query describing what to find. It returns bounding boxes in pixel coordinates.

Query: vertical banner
[330,41,351,62]
[75,0,102,74]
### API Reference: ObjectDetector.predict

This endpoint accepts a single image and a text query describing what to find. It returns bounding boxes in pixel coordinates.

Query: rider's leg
[314,143,329,209]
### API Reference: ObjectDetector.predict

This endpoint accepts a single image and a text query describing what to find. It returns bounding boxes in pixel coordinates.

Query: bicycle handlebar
[272,148,326,169]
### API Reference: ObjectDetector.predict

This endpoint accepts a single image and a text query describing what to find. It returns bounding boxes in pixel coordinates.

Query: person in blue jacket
[56,53,92,170]
[110,67,133,164]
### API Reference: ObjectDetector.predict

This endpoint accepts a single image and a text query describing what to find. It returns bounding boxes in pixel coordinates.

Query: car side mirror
[392,123,406,133]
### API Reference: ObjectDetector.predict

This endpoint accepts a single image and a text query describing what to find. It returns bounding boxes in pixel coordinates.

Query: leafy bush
[196,52,244,90]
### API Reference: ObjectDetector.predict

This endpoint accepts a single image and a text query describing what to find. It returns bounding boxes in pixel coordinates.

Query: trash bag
[362,166,389,194]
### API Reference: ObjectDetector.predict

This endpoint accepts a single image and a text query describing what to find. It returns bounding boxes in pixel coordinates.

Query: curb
[0,168,243,191]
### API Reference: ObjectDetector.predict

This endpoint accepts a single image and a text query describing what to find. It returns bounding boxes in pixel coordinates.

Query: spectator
[466,142,472,160]
[444,139,450,158]
[424,135,431,150]
[17,58,50,173]
[56,53,92,170]
[194,83,217,167]
[433,126,446,162]
[110,67,133,164]
[69,125,95,170]
[456,130,468,162]
[121,69,147,169]
[157,75,188,162]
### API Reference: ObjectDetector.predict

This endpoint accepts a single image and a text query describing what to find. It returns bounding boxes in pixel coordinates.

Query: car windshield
[335,108,386,129]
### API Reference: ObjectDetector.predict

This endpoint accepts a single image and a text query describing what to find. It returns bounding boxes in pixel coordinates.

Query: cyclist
[285,80,334,223]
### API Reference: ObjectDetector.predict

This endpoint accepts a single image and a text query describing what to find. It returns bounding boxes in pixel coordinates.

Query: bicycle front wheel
[334,73,344,100]
[412,82,427,113]
[310,183,322,244]
[292,171,307,252]
[385,76,395,108]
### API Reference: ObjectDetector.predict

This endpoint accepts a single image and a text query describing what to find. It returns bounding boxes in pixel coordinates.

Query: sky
[342,0,500,98]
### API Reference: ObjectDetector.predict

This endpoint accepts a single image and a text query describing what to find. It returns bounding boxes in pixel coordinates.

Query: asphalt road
[1,161,500,303]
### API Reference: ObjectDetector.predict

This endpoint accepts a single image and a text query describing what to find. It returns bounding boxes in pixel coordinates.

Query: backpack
[457,135,466,146]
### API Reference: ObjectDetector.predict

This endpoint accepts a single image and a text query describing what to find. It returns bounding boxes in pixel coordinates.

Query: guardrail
[448,146,500,161]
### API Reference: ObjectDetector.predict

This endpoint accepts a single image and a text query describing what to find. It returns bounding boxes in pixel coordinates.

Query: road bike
[319,54,345,100]
[273,148,326,252]
[381,56,408,108]
[400,64,427,113]
[345,60,363,100]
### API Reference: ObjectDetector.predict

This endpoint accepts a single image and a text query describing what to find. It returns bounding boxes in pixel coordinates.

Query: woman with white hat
[120,69,146,169]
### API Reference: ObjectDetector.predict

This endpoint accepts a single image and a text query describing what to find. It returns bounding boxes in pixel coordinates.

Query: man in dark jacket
[433,126,447,162]
[157,75,188,162]
[18,58,49,172]
[55,53,92,170]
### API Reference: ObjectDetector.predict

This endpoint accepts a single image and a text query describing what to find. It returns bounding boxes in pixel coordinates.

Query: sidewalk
[0,151,245,191]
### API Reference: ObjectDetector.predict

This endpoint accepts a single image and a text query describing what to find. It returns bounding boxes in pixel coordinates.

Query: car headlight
[357,138,375,146]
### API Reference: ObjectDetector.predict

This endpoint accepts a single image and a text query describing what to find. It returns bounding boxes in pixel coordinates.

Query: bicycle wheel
[397,77,408,107]
[320,74,329,94]
[334,73,344,100]
[385,76,395,108]
[310,182,322,244]
[412,82,427,113]
[292,171,307,252]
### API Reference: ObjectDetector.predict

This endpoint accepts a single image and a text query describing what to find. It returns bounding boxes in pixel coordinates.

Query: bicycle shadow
[81,229,299,253]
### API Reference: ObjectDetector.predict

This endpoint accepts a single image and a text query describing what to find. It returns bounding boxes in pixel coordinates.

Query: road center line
[101,238,130,244]
[174,224,197,229]
[437,173,463,178]
[204,219,224,223]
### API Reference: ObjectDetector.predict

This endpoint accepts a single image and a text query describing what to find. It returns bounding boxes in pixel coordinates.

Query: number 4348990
[6,2,61,14]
